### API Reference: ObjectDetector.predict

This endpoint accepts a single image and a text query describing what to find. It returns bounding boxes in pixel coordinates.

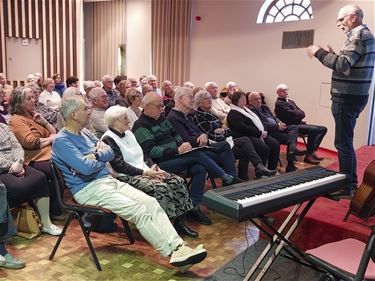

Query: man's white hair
[104,105,128,127]
[174,86,192,102]
[226,81,237,89]
[204,82,217,90]
[88,87,106,101]
[276,83,288,91]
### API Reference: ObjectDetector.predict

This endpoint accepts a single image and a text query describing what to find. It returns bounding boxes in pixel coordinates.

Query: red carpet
[263,145,375,251]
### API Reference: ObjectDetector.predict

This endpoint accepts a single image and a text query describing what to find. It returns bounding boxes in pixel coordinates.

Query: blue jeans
[331,99,368,189]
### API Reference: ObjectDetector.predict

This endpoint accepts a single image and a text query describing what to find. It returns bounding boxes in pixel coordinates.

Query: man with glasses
[307,4,375,197]
[102,74,117,107]
[89,87,109,138]
[274,84,327,165]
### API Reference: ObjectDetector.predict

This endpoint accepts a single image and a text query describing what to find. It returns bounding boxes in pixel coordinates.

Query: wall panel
[0,0,80,80]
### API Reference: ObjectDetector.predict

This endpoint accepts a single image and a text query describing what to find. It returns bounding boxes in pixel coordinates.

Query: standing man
[307,4,375,196]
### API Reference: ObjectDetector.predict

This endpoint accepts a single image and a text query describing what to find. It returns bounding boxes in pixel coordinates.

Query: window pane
[275,13,284,22]
[294,5,304,16]
[269,6,279,16]
[301,11,310,20]
[282,5,293,15]
[285,0,294,5]
[284,15,299,22]
[266,15,275,23]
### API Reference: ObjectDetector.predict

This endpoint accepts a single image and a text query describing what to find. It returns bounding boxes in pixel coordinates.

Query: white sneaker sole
[170,249,207,267]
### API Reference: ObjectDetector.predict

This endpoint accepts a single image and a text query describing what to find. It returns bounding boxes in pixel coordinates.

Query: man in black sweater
[274,84,327,165]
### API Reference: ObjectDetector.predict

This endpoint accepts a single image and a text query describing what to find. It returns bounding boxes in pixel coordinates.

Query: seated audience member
[94,80,102,87]
[137,75,148,92]
[89,87,110,138]
[132,92,242,224]
[248,92,306,172]
[219,88,228,103]
[0,183,25,269]
[227,91,280,171]
[65,76,79,89]
[167,87,241,181]
[52,73,66,97]
[102,74,117,107]
[52,96,207,269]
[183,81,194,89]
[225,81,238,105]
[193,87,204,96]
[57,87,90,131]
[102,106,198,237]
[115,80,131,107]
[39,78,62,111]
[147,75,162,96]
[0,73,13,98]
[27,81,58,127]
[142,84,153,96]
[83,81,96,97]
[0,89,10,124]
[124,88,142,129]
[193,90,276,180]
[113,75,127,97]
[0,124,62,236]
[8,87,62,218]
[34,72,43,88]
[205,82,230,121]
[161,80,175,117]
[128,78,138,88]
[274,84,327,164]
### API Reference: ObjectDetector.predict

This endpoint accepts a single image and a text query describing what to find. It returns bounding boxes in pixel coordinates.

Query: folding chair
[49,162,134,271]
[305,226,375,281]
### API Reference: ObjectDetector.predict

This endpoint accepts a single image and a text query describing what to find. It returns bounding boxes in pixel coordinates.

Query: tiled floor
[0,151,337,281]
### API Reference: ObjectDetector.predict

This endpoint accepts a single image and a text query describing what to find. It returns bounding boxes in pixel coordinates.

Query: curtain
[92,0,126,80]
[152,0,191,86]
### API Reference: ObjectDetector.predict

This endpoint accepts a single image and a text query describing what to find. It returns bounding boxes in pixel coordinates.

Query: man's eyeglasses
[151,103,164,109]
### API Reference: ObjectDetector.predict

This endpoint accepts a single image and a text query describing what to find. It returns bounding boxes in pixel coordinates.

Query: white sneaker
[42,224,62,236]
[170,243,207,267]
[0,254,5,266]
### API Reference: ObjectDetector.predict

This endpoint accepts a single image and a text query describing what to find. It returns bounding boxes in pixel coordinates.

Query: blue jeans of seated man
[157,151,227,205]
[205,141,237,177]
[332,98,368,190]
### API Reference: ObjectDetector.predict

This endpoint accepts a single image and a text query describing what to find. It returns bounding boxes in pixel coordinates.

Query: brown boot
[304,154,320,164]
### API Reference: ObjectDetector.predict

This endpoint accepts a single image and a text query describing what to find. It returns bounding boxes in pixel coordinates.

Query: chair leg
[120,218,135,244]
[49,213,73,261]
[76,213,102,271]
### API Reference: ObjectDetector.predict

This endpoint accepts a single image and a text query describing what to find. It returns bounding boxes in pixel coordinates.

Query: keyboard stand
[243,199,317,281]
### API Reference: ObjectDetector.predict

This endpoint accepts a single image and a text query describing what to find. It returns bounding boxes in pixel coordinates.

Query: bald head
[142,92,164,119]
[248,92,262,108]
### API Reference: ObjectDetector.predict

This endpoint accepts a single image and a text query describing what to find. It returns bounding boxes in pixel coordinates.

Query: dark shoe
[312,151,324,160]
[304,154,320,165]
[288,147,307,156]
[330,189,353,199]
[255,163,277,178]
[187,207,212,225]
[174,218,198,238]
[285,165,297,173]
[223,175,244,186]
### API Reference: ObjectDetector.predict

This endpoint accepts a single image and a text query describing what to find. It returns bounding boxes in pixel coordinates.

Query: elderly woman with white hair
[192,90,276,180]
[101,105,198,238]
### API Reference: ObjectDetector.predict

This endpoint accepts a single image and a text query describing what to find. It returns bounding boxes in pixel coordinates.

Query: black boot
[255,163,277,178]
[186,206,212,225]
[174,216,199,238]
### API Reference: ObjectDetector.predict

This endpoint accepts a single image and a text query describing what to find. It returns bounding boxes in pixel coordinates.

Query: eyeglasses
[151,103,164,109]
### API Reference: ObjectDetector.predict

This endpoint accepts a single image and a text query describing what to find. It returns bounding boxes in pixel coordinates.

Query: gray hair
[60,96,84,121]
[340,4,364,19]
[88,87,106,101]
[204,81,217,90]
[63,87,81,99]
[101,74,113,83]
[83,81,96,91]
[194,90,211,108]
[104,105,127,127]
[141,91,159,107]
[9,86,32,115]
[147,74,157,82]
[226,81,237,89]
[174,86,192,103]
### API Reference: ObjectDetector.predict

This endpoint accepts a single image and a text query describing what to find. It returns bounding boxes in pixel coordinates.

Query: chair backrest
[50,161,69,210]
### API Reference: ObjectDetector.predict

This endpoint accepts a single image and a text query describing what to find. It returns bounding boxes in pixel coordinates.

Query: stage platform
[263,145,375,251]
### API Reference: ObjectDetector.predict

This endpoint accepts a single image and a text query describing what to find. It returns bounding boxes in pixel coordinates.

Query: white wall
[126,0,152,78]
[189,0,375,150]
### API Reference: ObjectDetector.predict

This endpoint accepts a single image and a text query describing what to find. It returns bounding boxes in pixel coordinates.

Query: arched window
[257,0,313,24]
